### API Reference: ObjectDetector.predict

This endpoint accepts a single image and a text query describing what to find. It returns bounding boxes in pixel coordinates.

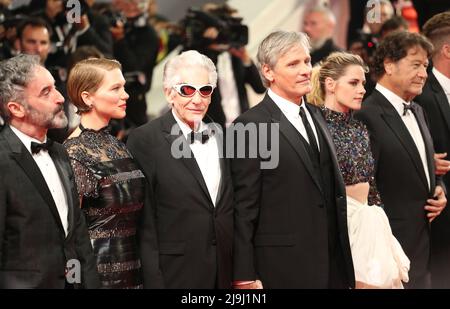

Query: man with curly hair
[355,31,447,288]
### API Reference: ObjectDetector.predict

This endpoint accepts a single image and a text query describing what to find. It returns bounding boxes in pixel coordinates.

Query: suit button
[318,204,324,208]
[212,239,217,246]
[337,195,344,199]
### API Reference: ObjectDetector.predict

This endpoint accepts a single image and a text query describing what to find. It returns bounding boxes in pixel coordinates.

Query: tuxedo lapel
[264,99,323,194]
[49,145,74,237]
[412,103,436,193]
[4,126,65,234]
[161,112,214,208]
[376,93,429,190]
[430,72,450,135]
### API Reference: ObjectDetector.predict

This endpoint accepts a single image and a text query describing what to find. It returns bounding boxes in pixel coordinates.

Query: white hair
[163,50,217,89]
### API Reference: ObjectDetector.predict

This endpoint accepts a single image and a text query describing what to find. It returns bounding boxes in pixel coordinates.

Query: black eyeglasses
[172,84,215,97]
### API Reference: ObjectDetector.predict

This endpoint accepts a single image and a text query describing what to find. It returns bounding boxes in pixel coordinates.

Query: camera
[183,7,248,49]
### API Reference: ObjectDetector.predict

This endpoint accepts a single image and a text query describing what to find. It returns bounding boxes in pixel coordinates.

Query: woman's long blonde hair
[307,52,368,107]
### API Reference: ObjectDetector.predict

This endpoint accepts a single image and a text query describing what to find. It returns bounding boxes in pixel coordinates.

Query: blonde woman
[64,58,145,288]
[307,52,410,288]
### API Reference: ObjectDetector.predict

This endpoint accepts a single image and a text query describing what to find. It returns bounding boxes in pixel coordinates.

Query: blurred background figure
[415,11,450,289]
[109,0,159,136]
[379,15,409,39]
[412,0,449,30]
[302,3,341,65]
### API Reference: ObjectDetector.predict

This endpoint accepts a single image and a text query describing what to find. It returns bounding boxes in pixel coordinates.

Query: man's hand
[434,153,450,176]
[229,47,252,66]
[233,280,263,289]
[110,21,125,41]
[425,185,447,222]
[203,27,219,40]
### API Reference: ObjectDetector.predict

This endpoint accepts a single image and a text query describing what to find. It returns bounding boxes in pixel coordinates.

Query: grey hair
[163,50,218,90]
[305,4,336,25]
[257,30,311,87]
[0,54,41,123]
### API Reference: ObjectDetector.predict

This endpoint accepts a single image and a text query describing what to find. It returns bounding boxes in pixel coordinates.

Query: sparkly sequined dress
[64,125,144,289]
[322,108,410,288]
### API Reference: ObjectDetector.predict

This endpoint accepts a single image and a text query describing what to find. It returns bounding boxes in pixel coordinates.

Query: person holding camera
[184,4,265,128]
[71,0,114,58]
[110,0,159,132]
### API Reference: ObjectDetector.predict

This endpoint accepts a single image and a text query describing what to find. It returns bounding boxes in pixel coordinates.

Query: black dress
[64,126,144,288]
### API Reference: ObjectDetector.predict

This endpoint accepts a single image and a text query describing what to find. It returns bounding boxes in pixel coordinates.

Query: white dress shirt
[376,84,431,189]
[10,126,69,235]
[172,110,222,206]
[217,52,241,127]
[268,88,320,150]
[433,67,450,105]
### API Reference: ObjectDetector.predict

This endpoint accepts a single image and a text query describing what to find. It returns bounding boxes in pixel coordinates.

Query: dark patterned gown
[322,107,410,288]
[64,125,144,289]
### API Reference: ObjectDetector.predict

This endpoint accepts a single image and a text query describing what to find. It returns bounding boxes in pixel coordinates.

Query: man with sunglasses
[127,50,234,288]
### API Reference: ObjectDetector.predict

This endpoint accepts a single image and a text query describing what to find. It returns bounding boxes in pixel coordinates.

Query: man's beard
[25,104,68,129]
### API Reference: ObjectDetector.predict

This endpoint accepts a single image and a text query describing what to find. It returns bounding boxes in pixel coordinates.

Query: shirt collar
[268,88,303,116]
[171,109,208,139]
[10,125,48,155]
[433,67,450,95]
[376,83,410,115]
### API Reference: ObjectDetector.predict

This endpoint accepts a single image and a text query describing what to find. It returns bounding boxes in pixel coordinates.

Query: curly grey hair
[0,54,41,123]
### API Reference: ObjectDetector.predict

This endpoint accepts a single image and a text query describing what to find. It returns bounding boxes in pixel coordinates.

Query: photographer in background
[71,0,113,57]
[110,0,159,134]
[182,3,265,128]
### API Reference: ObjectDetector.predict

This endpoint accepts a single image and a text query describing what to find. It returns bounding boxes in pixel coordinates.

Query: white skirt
[347,196,410,289]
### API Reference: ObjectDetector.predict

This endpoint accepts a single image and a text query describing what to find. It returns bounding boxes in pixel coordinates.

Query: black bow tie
[188,130,211,144]
[403,103,415,116]
[31,139,53,154]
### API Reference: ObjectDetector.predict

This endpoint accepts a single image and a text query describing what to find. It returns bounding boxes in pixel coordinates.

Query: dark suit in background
[311,38,342,66]
[415,70,450,288]
[0,126,99,289]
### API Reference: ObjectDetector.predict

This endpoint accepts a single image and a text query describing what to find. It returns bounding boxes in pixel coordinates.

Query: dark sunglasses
[172,84,215,97]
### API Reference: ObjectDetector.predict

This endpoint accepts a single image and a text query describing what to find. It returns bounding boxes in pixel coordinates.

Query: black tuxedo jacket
[127,111,234,288]
[415,70,450,288]
[230,94,354,288]
[0,125,99,289]
[355,89,441,287]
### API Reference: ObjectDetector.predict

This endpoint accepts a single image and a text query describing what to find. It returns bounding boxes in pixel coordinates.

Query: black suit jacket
[205,52,266,128]
[355,89,441,287]
[0,125,99,289]
[415,70,450,288]
[127,111,234,288]
[231,94,354,288]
